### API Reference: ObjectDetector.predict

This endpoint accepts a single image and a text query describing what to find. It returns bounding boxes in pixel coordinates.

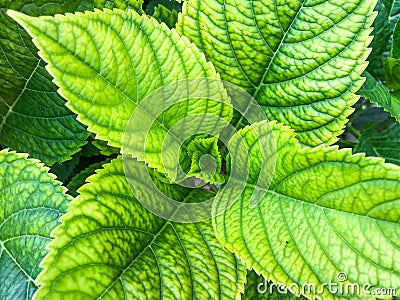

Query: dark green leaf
[66,158,110,197]
[0,1,89,165]
[153,4,178,28]
[359,71,400,121]
[355,117,400,165]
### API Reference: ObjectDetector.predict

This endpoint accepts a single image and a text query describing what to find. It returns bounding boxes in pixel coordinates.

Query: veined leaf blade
[0,2,89,165]
[7,9,231,150]
[177,0,377,146]
[213,121,400,299]
[34,157,246,299]
[0,149,70,300]
[355,117,400,165]
[359,71,400,121]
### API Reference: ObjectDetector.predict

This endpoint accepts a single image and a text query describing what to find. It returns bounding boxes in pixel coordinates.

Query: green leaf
[0,2,89,165]
[94,0,143,12]
[92,139,120,156]
[0,149,70,300]
[213,121,400,299]
[75,0,145,12]
[8,9,232,175]
[0,59,90,165]
[2,0,82,15]
[153,4,178,28]
[384,0,400,33]
[76,0,95,12]
[367,1,392,77]
[66,158,111,197]
[144,0,181,15]
[355,117,400,165]
[383,56,400,90]
[359,71,400,121]
[383,18,400,91]
[392,17,400,57]
[50,153,80,182]
[177,0,376,147]
[34,157,246,299]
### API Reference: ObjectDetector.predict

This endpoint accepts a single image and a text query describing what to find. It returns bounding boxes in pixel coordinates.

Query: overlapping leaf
[368,1,392,76]
[355,117,400,165]
[66,158,111,196]
[93,0,143,12]
[213,121,400,299]
[359,71,400,121]
[383,0,400,34]
[0,150,70,300]
[177,0,376,146]
[153,4,178,28]
[384,18,400,90]
[8,9,232,175]
[34,157,246,299]
[367,0,400,77]
[0,1,89,165]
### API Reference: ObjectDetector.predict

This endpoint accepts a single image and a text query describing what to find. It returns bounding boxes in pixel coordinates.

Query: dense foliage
[1,0,400,299]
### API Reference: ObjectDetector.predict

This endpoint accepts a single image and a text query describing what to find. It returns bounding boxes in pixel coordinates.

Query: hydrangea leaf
[34,157,246,299]
[213,121,400,299]
[153,4,178,28]
[2,0,81,15]
[93,0,143,12]
[384,18,400,91]
[367,1,392,77]
[66,158,111,197]
[0,58,90,164]
[76,0,95,12]
[8,9,232,176]
[50,153,80,182]
[392,15,400,56]
[0,2,89,165]
[144,0,181,15]
[177,0,376,146]
[383,57,400,90]
[355,117,400,165]
[359,71,400,121]
[0,149,70,300]
[385,0,400,37]
[92,139,120,156]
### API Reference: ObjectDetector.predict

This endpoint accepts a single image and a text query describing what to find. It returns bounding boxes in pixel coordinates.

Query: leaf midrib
[251,0,305,100]
[226,169,400,222]
[0,58,40,133]
[0,240,36,284]
[231,0,305,129]
[29,12,229,156]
